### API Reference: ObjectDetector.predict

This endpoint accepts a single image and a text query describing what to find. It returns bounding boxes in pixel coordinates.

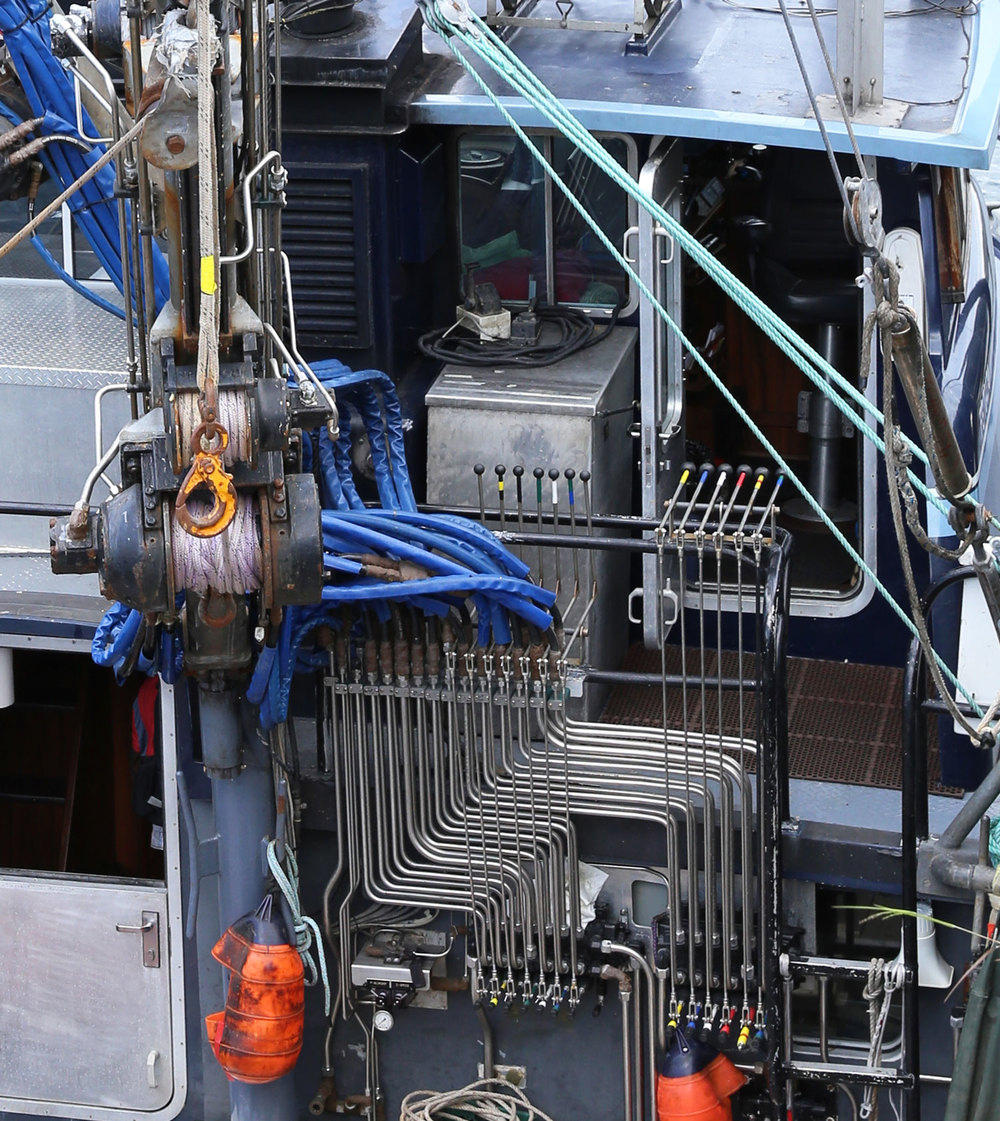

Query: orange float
[206,895,305,1084]
[656,1030,747,1121]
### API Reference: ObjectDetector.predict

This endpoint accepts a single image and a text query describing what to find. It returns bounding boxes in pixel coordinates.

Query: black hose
[417,305,620,369]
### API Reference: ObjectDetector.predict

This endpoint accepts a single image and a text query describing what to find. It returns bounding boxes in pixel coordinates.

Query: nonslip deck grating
[601,646,961,797]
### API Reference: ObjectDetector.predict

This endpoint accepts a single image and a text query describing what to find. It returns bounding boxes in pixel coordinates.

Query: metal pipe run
[201,688,298,1121]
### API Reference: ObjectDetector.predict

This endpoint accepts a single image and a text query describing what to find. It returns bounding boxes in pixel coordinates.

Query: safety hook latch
[175,422,237,538]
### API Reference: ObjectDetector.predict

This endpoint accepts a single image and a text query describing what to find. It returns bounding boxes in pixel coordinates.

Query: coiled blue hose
[0,0,169,310]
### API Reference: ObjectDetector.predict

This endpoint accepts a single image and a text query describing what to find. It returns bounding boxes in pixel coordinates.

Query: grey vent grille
[283,168,371,350]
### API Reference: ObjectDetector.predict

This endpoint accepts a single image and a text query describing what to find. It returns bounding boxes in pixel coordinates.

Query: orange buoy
[656,1029,746,1121]
[704,1051,747,1102]
[206,895,305,1084]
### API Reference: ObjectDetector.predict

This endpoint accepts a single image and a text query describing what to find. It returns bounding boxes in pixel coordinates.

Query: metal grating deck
[601,645,961,797]
[0,279,130,630]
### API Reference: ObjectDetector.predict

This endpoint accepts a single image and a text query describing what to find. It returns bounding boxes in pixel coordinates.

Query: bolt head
[165,134,185,155]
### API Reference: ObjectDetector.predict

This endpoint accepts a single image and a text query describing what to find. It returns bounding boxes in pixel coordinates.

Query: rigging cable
[0,0,170,306]
[419,0,992,730]
[421,0,952,522]
[780,0,998,744]
[774,0,866,246]
[0,116,144,263]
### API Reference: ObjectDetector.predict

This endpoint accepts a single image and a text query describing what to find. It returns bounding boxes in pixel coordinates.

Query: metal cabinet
[0,684,187,1120]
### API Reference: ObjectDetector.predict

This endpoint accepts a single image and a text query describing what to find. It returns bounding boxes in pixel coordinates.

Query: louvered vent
[282,166,372,350]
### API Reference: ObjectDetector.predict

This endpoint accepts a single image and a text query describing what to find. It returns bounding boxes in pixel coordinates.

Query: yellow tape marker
[200,256,217,295]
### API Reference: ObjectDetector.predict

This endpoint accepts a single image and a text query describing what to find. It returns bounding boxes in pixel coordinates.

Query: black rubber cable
[417,304,620,369]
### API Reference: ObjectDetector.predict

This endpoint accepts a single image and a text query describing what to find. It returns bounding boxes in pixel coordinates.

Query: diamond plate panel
[0,279,128,386]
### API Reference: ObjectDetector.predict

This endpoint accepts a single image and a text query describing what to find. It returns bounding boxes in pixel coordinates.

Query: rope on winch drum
[419,0,998,735]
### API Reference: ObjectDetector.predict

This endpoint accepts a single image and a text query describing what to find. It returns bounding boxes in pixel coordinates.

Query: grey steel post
[200,685,298,1121]
[836,0,884,113]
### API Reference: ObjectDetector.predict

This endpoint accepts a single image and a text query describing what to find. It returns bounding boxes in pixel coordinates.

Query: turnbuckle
[175,421,237,538]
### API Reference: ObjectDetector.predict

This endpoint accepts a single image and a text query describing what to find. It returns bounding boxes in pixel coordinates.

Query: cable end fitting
[67,500,91,542]
[436,0,474,29]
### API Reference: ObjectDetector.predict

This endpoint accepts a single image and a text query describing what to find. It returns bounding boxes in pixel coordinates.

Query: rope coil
[171,494,262,594]
[177,389,252,466]
[400,1080,557,1121]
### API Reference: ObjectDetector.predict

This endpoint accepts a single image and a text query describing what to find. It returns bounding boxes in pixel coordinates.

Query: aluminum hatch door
[0,683,187,1120]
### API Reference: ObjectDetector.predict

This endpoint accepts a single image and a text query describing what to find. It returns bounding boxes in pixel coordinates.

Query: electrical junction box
[350,929,450,990]
[426,326,636,720]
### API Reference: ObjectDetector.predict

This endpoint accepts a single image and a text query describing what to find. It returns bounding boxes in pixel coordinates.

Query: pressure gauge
[373,1009,394,1033]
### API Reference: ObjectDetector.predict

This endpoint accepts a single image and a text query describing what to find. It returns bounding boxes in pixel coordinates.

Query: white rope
[401,1081,557,1121]
[195,0,220,406]
[171,494,262,593]
[177,389,251,465]
[859,960,905,1120]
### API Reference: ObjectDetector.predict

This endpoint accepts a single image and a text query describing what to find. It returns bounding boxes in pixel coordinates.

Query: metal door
[0,684,187,1120]
[627,139,684,645]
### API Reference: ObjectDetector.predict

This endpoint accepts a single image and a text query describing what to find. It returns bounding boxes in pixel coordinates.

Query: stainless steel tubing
[603,941,658,1121]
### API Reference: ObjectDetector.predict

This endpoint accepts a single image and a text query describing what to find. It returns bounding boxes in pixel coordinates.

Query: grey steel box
[426,327,636,719]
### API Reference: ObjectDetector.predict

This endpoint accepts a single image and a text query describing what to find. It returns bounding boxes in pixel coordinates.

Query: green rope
[267,839,332,1015]
[420,0,982,715]
[424,1,1000,533]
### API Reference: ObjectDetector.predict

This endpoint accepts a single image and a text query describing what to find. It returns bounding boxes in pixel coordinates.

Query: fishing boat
[0,0,998,1117]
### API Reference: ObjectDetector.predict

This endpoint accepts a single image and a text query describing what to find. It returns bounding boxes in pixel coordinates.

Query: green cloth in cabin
[944,949,1000,1121]
[461,230,531,270]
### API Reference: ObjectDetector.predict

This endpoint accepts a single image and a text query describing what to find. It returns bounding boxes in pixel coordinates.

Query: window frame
[453,127,639,319]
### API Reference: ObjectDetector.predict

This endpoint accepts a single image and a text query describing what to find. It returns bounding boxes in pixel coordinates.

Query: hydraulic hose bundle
[250,359,556,728]
[0,0,169,310]
[92,358,556,731]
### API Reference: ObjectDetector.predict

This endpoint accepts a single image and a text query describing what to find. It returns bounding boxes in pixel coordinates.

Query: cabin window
[0,649,164,880]
[456,130,636,315]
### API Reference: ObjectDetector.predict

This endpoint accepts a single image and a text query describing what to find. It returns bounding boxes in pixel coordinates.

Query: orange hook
[175,422,237,538]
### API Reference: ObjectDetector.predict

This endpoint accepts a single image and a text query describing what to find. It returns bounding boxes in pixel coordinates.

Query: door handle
[115,911,161,967]
[115,919,155,934]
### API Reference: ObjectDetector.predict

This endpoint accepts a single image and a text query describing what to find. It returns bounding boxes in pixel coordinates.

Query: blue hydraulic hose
[319,575,554,631]
[321,514,505,585]
[348,383,400,510]
[30,235,126,319]
[0,0,170,309]
[328,512,511,582]
[333,409,365,511]
[311,360,417,511]
[317,428,349,511]
[361,509,533,580]
[92,603,141,668]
